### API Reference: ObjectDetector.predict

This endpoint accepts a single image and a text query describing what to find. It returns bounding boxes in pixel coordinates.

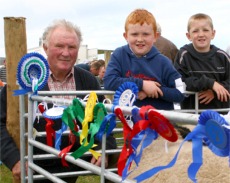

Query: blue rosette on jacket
[14,52,49,95]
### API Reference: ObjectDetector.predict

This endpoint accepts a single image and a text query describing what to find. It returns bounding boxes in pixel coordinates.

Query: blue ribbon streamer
[96,113,117,141]
[122,128,158,180]
[134,110,229,183]
[55,122,68,150]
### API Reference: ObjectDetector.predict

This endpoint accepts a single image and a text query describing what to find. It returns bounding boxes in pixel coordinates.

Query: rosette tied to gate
[14,52,49,95]
[39,103,67,150]
[112,82,139,108]
[134,110,230,183]
[120,105,178,181]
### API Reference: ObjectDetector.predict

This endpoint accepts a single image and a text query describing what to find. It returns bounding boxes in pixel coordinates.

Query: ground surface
[127,125,230,183]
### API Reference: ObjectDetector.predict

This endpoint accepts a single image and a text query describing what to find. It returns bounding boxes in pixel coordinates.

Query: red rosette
[148,110,178,142]
[139,105,155,120]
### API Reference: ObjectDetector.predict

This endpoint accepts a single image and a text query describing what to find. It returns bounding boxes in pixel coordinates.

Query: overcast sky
[0,0,230,57]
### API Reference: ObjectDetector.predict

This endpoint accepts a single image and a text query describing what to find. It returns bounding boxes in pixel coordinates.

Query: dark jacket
[174,44,230,110]
[0,66,116,171]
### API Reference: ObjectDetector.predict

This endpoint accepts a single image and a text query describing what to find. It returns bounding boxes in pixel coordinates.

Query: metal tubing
[29,139,135,183]
[28,162,66,183]
[19,93,26,183]
[27,93,35,183]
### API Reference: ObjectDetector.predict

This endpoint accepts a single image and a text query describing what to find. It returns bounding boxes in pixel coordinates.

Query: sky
[0,0,230,57]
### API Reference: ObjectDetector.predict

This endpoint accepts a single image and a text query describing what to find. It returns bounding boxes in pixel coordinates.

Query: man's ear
[156,32,160,39]
[43,43,48,54]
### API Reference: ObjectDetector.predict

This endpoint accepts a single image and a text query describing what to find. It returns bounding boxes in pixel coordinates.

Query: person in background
[104,9,184,110]
[153,23,178,63]
[0,59,6,88]
[77,59,104,76]
[174,13,230,113]
[96,65,106,86]
[0,19,117,183]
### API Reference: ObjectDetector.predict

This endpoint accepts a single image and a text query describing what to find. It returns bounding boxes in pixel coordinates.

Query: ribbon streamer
[120,105,177,181]
[71,103,107,159]
[134,110,229,183]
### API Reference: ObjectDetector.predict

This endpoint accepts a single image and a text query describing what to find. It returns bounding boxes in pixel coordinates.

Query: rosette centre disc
[205,119,227,149]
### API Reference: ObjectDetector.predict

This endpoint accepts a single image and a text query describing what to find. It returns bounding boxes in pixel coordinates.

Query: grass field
[0,122,122,182]
[0,164,101,183]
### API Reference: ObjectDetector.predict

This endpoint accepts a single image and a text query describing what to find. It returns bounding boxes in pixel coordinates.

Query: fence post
[4,17,27,183]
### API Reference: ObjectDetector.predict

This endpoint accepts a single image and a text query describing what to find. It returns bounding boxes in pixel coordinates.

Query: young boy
[174,13,230,112]
[104,9,184,110]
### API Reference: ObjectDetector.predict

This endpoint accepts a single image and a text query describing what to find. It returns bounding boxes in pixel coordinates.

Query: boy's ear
[186,32,191,41]
[123,32,127,40]
[211,30,216,39]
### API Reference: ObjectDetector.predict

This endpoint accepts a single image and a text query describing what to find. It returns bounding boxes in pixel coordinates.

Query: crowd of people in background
[76,59,106,86]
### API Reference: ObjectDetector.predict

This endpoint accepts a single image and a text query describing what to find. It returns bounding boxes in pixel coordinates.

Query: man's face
[98,66,105,79]
[43,27,80,75]
[123,23,156,57]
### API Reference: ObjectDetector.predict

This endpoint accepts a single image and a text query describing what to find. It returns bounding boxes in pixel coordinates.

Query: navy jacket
[104,45,184,110]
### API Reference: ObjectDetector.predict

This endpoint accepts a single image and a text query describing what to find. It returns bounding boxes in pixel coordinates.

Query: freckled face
[43,27,80,75]
[123,23,157,57]
[186,19,215,52]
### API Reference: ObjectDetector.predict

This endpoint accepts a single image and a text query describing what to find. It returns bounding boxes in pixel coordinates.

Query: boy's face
[123,23,156,57]
[186,19,215,52]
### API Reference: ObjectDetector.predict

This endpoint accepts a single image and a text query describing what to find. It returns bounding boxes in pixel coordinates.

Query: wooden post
[4,17,27,183]
[104,50,112,66]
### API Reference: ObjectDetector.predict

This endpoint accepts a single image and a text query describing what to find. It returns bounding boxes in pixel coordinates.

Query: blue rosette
[43,106,66,120]
[113,82,139,107]
[14,52,49,95]
[199,110,229,157]
[134,110,230,183]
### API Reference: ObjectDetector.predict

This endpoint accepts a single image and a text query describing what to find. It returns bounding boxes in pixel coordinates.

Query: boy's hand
[212,81,230,102]
[138,91,147,100]
[143,80,163,98]
[198,89,214,104]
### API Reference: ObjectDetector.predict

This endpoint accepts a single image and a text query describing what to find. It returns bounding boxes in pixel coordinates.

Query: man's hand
[12,161,28,181]
[90,156,108,168]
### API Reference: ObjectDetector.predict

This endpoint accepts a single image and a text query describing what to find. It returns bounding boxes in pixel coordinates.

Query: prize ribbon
[40,104,67,150]
[71,103,107,159]
[134,110,230,183]
[59,98,85,166]
[121,105,177,181]
[113,82,139,107]
[14,52,49,95]
[96,113,117,141]
[80,92,97,144]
